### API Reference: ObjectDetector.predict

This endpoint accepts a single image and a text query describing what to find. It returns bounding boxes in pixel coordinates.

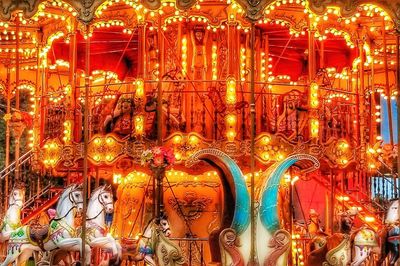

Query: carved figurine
[104,97,135,137]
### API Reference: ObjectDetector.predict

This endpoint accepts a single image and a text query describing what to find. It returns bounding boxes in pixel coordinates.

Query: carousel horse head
[143,213,172,239]
[155,213,171,237]
[309,209,320,222]
[9,182,25,208]
[339,208,358,234]
[91,185,114,214]
[385,199,399,225]
[57,184,84,216]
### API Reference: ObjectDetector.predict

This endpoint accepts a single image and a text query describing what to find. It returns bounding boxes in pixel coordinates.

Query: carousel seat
[29,223,50,245]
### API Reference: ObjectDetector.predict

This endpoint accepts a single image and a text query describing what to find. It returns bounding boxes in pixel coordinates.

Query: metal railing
[0,150,33,180]
[171,237,208,266]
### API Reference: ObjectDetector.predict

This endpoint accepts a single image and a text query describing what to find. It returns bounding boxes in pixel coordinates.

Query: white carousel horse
[351,227,377,266]
[0,183,25,242]
[0,184,91,266]
[378,199,400,266]
[85,185,122,266]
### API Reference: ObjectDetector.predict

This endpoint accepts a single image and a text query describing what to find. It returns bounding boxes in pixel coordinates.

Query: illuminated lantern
[135,79,144,99]
[310,118,319,138]
[309,82,319,108]
[134,115,144,135]
[226,77,237,105]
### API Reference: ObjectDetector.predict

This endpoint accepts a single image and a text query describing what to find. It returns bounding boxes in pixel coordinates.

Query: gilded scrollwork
[141,0,161,12]
[0,0,42,20]
[175,0,197,11]
[308,0,400,29]
[264,229,291,266]
[218,228,245,266]
[92,10,138,30]
[270,11,308,33]
[39,131,358,170]
[323,234,351,266]
[61,145,76,168]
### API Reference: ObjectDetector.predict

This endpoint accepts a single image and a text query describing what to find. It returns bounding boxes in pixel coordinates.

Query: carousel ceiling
[1,0,400,28]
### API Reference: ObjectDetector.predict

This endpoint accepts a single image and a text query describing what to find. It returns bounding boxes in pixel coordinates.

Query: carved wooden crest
[168,191,212,222]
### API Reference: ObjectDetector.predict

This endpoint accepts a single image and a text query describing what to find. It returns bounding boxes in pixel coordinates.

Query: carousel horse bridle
[9,189,24,207]
[86,190,113,221]
[53,188,83,221]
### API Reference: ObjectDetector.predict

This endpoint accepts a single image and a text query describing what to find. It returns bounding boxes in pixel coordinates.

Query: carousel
[0,0,399,265]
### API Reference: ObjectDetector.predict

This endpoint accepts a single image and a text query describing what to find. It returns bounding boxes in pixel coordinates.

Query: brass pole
[5,64,10,211]
[14,18,20,181]
[330,170,335,234]
[155,15,164,218]
[81,25,90,266]
[69,23,77,140]
[382,22,394,145]
[370,49,376,142]
[320,39,324,69]
[396,34,399,208]
[249,21,257,266]
[35,30,40,194]
[358,38,366,172]
[308,27,316,81]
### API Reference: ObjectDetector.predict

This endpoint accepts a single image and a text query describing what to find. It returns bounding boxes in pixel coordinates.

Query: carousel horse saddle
[121,237,138,247]
[29,224,49,248]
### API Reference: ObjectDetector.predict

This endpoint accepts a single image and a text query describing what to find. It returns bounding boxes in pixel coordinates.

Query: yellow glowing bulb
[189,135,199,145]
[173,135,182,144]
[226,114,236,125]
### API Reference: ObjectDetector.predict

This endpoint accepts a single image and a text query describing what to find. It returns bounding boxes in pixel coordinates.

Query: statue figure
[147,32,159,80]
[308,209,324,238]
[191,26,208,79]
[104,97,135,137]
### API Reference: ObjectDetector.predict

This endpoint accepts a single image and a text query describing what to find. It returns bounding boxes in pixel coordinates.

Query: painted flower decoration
[141,146,175,169]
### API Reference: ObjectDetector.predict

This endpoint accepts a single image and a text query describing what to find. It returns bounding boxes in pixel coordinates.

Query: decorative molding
[307,0,400,30]
[40,132,359,170]
[323,234,351,266]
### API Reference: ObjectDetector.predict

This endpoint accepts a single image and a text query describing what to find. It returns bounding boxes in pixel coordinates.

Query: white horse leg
[1,250,21,266]
[351,246,369,266]
[56,238,91,266]
[0,232,10,243]
[89,236,118,257]
[16,249,33,266]
[116,241,122,261]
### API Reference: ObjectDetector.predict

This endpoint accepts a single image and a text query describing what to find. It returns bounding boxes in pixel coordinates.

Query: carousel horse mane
[11,182,25,192]
[155,213,168,225]
[9,182,25,205]
[55,184,81,216]
[142,214,170,238]
[340,215,354,235]
[90,184,112,198]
